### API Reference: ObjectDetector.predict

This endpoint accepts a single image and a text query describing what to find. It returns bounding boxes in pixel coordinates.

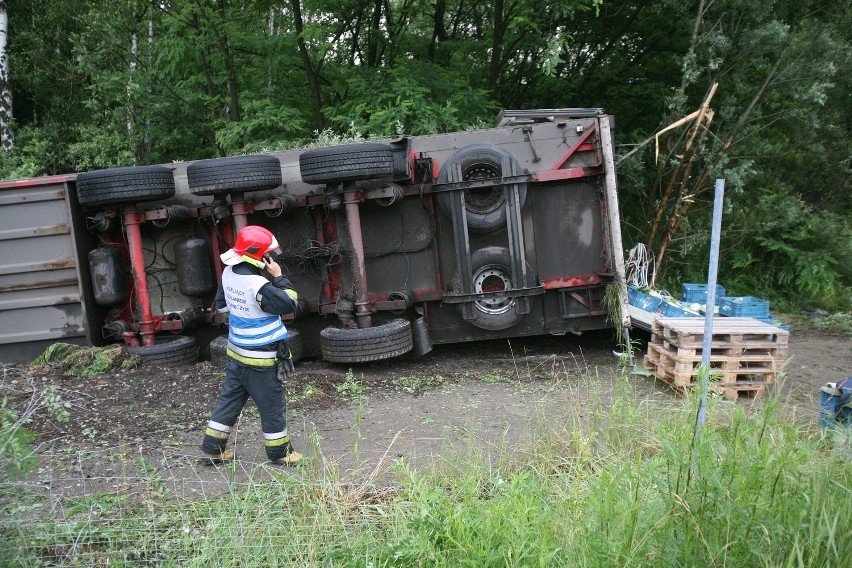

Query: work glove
[277,358,294,383]
[277,342,294,382]
[279,356,294,375]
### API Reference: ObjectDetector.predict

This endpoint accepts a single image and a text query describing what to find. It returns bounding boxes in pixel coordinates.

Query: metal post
[123,208,156,346]
[598,116,631,332]
[599,115,634,358]
[230,192,249,233]
[697,179,725,429]
[343,190,372,328]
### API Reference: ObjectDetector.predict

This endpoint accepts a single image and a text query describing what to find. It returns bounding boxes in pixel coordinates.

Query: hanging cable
[625,243,656,289]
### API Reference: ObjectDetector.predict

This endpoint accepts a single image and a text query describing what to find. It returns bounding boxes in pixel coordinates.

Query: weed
[604,282,627,347]
[81,426,97,442]
[1,378,69,480]
[391,374,436,394]
[335,369,366,396]
[3,365,850,567]
[30,343,133,376]
[479,372,507,383]
[811,312,852,336]
[351,395,366,464]
[288,384,325,404]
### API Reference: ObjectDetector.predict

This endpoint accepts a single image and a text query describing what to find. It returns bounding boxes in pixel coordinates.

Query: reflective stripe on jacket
[221,267,288,350]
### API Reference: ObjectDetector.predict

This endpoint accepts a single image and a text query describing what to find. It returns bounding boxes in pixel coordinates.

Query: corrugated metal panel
[0,180,89,356]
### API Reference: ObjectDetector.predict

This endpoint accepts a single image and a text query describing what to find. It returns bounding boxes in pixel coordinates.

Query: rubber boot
[270,451,303,466]
[202,449,235,465]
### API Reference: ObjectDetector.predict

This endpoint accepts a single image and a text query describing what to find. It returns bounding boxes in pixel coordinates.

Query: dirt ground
[6,325,851,500]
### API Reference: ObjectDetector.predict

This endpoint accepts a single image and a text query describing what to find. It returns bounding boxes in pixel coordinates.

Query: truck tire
[187,155,282,196]
[299,143,395,185]
[209,335,228,367]
[209,329,302,366]
[320,319,413,363]
[466,246,536,331]
[127,335,197,367]
[76,166,176,208]
[437,144,527,232]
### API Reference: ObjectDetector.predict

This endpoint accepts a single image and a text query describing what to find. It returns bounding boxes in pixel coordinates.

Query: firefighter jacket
[215,263,299,367]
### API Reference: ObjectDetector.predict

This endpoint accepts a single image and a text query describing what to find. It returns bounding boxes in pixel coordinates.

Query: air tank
[174,237,215,297]
[88,246,128,306]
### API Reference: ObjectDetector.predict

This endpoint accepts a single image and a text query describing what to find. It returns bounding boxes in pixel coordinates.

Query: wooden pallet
[643,317,788,400]
[650,317,788,352]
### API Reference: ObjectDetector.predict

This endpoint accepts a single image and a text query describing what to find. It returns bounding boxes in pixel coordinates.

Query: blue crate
[819,378,852,428]
[755,314,790,331]
[719,296,770,318]
[659,299,701,317]
[627,286,663,312]
[681,283,726,304]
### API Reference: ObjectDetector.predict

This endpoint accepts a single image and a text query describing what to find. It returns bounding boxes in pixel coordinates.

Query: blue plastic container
[719,296,770,318]
[681,283,727,305]
[659,300,701,317]
[819,378,852,428]
[627,286,663,313]
[755,314,790,331]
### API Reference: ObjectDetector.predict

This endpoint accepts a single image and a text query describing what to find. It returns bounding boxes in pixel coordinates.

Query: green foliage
[810,313,852,336]
[214,101,306,154]
[1,383,69,481]
[335,369,365,396]
[31,342,76,366]
[31,343,135,376]
[67,122,138,171]
[618,0,850,310]
[371,471,561,566]
[391,374,437,395]
[3,369,851,566]
[720,189,851,310]
[326,63,497,138]
[0,400,38,479]
[0,125,60,179]
[2,0,849,313]
[603,283,625,347]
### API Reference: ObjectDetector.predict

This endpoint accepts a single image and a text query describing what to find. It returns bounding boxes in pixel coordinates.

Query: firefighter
[200,225,303,465]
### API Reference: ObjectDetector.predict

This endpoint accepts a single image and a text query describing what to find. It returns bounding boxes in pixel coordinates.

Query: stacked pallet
[643,317,789,400]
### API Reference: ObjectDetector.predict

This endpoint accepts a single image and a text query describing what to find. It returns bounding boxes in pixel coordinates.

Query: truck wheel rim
[473,265,513,314]
[463,164,503,215]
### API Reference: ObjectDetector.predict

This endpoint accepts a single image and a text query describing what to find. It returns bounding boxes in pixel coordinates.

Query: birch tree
[0,1,13,151]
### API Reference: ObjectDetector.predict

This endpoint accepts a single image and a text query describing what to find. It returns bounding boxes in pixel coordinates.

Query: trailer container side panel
[0,179,93,361]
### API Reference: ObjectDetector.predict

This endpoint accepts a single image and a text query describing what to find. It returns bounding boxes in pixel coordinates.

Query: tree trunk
[0,1,14,151]
[290,0,325,131]
[367,0,381,67]
[489,0,504,99]
[429,0,447,62]
[144,15,153,161]
[215,0,240,122]
[128,8,138,161]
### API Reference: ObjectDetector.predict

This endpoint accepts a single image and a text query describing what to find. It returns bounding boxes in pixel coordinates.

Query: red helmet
[220,225,282,266]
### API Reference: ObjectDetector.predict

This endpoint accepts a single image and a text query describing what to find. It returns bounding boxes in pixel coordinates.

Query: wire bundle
[625,243,655,289]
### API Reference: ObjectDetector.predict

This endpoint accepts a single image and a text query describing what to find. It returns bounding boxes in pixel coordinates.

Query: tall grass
[2,376,850,567]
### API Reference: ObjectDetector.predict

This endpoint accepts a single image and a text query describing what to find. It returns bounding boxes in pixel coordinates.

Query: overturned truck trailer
[0,109,629,364]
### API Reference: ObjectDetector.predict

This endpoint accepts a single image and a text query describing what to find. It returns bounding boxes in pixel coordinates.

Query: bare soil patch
[6,327,850,499]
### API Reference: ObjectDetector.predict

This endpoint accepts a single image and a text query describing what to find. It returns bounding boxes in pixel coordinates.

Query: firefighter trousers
[201,357,292,461]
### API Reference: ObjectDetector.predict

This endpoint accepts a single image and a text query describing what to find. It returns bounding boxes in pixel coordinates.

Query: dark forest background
[1,0,849,310]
